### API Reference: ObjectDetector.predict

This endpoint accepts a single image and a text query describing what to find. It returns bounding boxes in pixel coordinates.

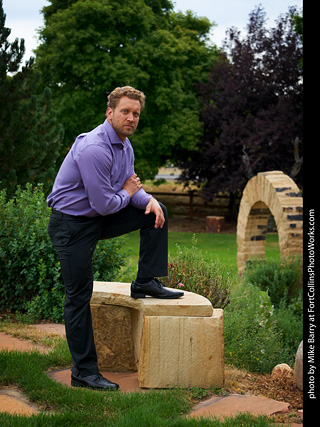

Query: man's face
[106,96,141,142]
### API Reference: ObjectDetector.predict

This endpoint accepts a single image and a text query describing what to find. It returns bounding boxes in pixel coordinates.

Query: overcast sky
[3,0,302,62]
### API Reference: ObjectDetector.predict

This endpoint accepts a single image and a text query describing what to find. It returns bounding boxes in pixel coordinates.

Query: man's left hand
[145,198,165,228]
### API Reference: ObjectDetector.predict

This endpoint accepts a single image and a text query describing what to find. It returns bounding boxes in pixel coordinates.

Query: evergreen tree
[0,0,64,198]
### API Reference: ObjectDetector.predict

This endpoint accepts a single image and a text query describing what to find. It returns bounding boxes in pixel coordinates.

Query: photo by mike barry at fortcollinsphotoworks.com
[306,208,316,403]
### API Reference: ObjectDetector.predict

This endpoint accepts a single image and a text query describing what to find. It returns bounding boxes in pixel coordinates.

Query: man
[47,86,183,391]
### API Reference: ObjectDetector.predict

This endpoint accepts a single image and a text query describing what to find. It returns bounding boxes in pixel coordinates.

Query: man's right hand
[123,174,142,197]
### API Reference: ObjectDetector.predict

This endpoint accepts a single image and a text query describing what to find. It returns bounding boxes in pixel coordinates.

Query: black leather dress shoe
[131,278,184,299]
[71,372,119,391]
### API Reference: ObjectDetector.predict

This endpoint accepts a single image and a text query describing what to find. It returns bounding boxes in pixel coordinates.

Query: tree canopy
[179,6,303,218]
[35,0,217,179]
[0,0,64,198]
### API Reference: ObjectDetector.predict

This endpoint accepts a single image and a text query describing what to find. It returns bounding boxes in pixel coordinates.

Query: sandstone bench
[90,281,224,389]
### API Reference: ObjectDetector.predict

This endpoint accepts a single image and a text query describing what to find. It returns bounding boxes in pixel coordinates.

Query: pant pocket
[48,216,72,248]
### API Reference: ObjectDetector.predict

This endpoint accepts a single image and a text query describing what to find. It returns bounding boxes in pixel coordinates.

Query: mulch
[231,371,303,411]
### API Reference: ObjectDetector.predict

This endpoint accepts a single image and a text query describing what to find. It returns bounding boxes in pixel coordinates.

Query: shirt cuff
[118,189,131,206]
[130,189,152,209]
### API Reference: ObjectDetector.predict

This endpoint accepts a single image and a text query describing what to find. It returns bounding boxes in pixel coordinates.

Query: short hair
[107,86,146,111]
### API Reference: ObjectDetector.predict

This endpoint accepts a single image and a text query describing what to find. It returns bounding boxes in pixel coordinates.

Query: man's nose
[127,114,134,121]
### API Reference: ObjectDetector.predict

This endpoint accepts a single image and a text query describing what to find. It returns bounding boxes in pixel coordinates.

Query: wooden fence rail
[151,191,229,219]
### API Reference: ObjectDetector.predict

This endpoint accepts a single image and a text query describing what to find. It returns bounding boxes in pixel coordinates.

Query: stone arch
[237,171,303,274]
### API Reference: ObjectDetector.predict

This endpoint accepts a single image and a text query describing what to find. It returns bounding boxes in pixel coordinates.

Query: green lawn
[0,336,276,426]
[119,230,280,280]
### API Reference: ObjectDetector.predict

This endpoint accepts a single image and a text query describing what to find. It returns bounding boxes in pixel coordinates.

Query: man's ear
[106,107,113,121]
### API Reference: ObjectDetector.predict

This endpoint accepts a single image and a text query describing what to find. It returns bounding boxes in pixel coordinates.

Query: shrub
[242,256,302,308]
[224,256,303,373]
[161,235,231,309]
[0,184,129,322]
[274,297,303,356]
[224,284,294,373]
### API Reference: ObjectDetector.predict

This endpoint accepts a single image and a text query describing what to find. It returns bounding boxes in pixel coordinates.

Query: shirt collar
[103,119,129,148]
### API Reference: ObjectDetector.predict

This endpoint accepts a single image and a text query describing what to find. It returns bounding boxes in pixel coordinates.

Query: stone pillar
[138,311,225,388]
[91,304,138,371]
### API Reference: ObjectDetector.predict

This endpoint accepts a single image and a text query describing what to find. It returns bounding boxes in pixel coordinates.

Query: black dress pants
[48,203,168,376]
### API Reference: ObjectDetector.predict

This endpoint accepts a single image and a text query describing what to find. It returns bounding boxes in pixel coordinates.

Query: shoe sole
[131,292,184,299]
[71,380,119,391]
[131,292,146,298]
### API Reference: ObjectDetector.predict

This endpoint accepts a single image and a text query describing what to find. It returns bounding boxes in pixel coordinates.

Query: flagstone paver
[0,331,48,353]
[48,368,142,393]
[188,393,291,419]
[0,389,39,416]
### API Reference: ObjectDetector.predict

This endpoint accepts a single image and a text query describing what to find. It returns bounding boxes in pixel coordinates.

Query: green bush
[0,184,129,322]
[242,256,302,308]
[224,257,303,373]
[161,235,231,309]
[274,298,303,356]
[224,284,295,373]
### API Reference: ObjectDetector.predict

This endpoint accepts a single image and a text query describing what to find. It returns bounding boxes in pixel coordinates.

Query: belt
[51,209,77,219]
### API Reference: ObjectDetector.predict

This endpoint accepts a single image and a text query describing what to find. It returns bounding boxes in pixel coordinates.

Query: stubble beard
[113,122,136,140]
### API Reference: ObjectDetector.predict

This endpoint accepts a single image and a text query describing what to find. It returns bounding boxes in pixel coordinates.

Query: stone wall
[237,171,303,274]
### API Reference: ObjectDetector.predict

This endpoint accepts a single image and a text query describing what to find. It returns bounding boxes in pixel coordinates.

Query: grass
[119,230,280,280]
[0,342,187,426]
[0,336,276,426]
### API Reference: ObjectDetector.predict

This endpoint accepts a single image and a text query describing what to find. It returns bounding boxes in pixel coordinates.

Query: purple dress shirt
[47,120,152,217]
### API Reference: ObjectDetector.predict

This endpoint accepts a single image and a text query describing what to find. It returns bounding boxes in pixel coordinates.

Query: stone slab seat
[91,281,224,389]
